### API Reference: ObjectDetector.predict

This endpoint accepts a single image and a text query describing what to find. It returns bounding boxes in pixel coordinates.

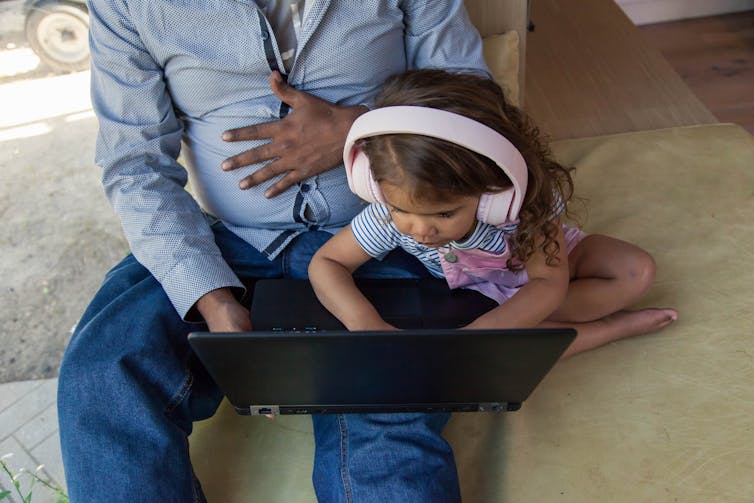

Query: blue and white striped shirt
[351,204,516,278]
[89,0,489,318]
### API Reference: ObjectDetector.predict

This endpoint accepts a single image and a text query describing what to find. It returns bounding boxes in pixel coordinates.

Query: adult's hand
[221,71,367,198]
[195,288,251,333]
[194,288,274,418]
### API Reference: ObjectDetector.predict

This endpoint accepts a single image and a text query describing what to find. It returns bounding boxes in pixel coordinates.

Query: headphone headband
[343,106,528,224]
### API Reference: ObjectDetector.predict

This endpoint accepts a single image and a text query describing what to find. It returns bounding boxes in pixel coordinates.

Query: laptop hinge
[249,405,280,416]
[478,402,508,412]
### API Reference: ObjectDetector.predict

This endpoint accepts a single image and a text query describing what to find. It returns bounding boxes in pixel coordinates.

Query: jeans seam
[282,246,291,277]
[164,358,193,414]
[337,414,354,503]
[163,360,201,501]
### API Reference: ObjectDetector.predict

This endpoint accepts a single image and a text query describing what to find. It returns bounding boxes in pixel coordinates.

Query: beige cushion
[191,124,754,502]
[482,30,520,107]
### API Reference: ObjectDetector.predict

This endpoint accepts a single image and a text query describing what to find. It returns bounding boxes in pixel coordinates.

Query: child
[309,69,677,358]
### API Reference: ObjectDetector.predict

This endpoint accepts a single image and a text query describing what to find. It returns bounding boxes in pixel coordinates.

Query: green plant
[0,454,68,503]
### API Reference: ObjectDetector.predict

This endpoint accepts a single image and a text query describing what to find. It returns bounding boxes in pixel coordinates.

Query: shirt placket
[254,3,325,231]
[297,179,329,229]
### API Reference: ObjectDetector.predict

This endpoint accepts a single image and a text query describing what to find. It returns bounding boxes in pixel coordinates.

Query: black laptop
[249,278,498,331]
[188,279,575,416]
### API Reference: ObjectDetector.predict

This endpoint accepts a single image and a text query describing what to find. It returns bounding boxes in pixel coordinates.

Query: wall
[615,0,754,24]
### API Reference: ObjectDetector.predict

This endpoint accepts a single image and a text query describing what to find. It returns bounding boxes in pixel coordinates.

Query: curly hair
[359,69,575,269]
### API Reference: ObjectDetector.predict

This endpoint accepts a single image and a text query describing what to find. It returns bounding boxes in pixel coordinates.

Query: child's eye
[438,212,454,218]
[389,206,404,214]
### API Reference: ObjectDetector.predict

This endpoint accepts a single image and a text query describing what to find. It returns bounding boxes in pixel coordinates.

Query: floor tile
[0,380,57,441]
[13,403,57,450]
[0,381,43,411]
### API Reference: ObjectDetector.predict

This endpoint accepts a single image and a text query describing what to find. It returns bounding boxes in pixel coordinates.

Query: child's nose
[410,218,437,239]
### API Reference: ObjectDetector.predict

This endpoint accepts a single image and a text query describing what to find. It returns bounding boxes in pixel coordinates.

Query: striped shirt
[89,0,488,318]
[351,204,517,278]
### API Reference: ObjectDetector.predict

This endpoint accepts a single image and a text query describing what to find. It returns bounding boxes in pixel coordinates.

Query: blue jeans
[58,223,461,502]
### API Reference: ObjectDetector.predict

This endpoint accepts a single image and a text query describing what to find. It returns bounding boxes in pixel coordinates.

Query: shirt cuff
[160,254,245,322]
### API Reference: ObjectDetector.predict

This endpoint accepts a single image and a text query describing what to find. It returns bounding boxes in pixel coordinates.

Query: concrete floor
[0,8,120,498]
[0,68,127,383]
[0,1,128,382]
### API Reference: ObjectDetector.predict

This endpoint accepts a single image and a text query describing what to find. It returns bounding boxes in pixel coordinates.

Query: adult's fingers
[238,159,284,189]
[238,165,305,197]
[264,170,307,198]
[222,117,283,142]
[221,141,284,171]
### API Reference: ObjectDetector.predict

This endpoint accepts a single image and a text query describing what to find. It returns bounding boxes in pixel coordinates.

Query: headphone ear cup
[346,148,385,204]
[477,189,517,226]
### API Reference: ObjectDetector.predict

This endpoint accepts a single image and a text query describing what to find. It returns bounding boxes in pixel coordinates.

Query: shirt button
[300,184,310,193]
[261,30,269,40]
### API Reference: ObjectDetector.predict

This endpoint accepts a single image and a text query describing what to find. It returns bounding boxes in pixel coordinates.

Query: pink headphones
[343,106,528,225]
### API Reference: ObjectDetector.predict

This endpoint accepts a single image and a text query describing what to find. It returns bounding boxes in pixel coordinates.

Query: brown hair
[359,69,574,269]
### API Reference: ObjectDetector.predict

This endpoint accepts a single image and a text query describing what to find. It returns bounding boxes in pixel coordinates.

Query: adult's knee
[58,257,189,409]
[58,313,131,412]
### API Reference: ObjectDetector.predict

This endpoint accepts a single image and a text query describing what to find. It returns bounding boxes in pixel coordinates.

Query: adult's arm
[402,0,489,74]
[89,0,244,321]
[220,0,490,197]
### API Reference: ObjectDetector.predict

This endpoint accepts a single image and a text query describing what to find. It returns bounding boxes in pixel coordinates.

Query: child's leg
[542,309,677,359]
[543,233,677,358]
[548,234,657,323]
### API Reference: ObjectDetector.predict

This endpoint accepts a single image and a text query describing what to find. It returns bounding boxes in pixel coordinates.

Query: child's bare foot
[547,308,678,358]
[602,308,678,338]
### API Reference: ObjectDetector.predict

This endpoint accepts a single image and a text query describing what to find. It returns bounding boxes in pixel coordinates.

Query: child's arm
[309,226,397,331]
[465,222,570,330]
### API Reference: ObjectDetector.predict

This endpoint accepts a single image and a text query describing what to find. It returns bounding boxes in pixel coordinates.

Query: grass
[0,455,68,503]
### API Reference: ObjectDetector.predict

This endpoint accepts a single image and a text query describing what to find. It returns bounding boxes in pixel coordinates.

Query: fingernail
[239,182,249,190]
[264,190,273,198]
[221,161,230,171]
[222,132,231,141]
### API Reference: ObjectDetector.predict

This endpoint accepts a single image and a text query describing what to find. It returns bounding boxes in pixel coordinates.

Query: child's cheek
[392,216,410,236]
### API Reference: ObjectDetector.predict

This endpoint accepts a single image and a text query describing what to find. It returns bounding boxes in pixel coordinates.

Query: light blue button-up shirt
[89,0,489,318]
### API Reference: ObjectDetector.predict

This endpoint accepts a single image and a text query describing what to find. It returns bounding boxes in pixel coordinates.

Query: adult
[58,1,488,501]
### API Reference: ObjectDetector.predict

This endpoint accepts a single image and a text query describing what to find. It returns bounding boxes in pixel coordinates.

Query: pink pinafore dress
[437,225,586,304]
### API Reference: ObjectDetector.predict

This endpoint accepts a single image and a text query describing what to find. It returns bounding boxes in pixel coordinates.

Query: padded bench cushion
[190,124,754,502]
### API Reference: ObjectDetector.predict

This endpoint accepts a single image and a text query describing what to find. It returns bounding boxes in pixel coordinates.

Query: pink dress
[437,225,587,304]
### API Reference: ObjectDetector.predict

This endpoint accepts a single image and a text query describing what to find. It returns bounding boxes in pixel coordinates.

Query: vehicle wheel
[25,2,90,73]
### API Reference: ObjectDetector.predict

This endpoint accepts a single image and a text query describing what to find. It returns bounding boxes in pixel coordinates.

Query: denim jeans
[58,223,461,502]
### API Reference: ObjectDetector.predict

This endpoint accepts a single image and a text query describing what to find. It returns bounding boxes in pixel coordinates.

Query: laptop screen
[188,328,575,415]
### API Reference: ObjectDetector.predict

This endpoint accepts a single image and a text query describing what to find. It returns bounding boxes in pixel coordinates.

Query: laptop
[249,278,498,330]
[188,279,576,416]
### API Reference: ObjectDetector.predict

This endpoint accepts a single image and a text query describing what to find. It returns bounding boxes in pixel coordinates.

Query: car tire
[25,1,90,73]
